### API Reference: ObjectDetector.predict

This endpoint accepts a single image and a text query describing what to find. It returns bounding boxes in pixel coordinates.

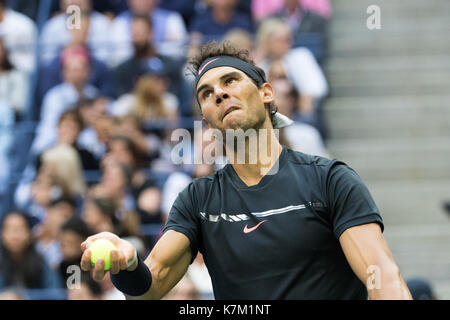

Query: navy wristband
[110,255,152,296]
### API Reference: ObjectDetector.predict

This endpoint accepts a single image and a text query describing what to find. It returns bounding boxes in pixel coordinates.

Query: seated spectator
[58,216,93,285]
[112,14,184,99]
[35,197,77,269]
[82,197,119,234]
[0,0,37,73]
[32,46,99,155]
[0,212,61,290]
[0,36,29,118]
[39,144,87,202]
[256,18,328,102]
[270,77,329,157]
[36,109,100,172]
[67,271,103,300]
[77,97,110,160]
[113,115,162,163]
[189,0,254,44]
[112,72,179,123]
[272,0,329,34]
[26,170,73,227]
[0,38,15,196]
[39,0,112,65]
[111,0,188,63]
[37,39,116,106]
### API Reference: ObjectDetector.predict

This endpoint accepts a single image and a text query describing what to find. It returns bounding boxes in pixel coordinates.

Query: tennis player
[81,42,411,300]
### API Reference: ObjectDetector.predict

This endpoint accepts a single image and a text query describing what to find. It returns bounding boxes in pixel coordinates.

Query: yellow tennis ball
[90,239,118,271]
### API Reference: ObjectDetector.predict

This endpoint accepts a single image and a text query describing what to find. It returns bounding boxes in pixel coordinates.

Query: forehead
[196,66,248,89]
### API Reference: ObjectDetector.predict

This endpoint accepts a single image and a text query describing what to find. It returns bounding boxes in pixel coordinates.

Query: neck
[226,123,282,186]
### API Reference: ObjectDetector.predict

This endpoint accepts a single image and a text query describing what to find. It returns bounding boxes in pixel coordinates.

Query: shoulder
[5,9,36,25]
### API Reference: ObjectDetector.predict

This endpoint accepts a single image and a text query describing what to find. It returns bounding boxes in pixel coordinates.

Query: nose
[214,87,230,105]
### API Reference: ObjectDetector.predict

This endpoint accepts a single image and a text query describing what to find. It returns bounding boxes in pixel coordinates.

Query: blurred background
[0,0,448,300]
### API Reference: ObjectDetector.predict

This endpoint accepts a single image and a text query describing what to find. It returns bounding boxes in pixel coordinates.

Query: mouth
[222,106,240,120]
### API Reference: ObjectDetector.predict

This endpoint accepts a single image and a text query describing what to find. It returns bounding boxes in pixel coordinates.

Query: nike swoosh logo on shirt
[243,220,267,234]
[198,58,220,74]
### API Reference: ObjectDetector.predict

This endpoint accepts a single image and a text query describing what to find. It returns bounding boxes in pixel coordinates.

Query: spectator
[0,36,29,118]
[40,144,87,201]
[112,73,179,123]
[111,0,188,63]
[0,0,37,73]
[189,0,254,44]
[26,171,73,227]
[58,216,93,285]
[272,0,328,34]
[67,271,103,300]
[0,212,61,290]
[36,109,100,172]
[112,14,184,98]
[270,77,329,157]
[35,198,77,269]
[37,41,116,105]
[77,97,110,160]
[32,46,99,154]
[0,37,16,196]
[113,115,161,163]
[256,18,328,97]
[39,0,112,65]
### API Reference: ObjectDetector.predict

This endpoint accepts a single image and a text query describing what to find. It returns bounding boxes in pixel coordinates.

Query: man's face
[131,19,153,46]
[197,66,274,132]
[62,56,90,88]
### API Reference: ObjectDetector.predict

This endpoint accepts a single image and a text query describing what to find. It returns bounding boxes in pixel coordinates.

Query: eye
[225,77,236,85]
[202,89,213,100]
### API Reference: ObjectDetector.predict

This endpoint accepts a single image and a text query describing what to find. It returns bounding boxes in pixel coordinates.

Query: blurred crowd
[0,0,337,300]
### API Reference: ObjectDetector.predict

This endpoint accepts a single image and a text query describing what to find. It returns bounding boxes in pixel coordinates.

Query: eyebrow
[196,71,242,97]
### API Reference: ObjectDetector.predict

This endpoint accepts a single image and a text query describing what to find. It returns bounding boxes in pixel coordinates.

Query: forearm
[366,268,412,300]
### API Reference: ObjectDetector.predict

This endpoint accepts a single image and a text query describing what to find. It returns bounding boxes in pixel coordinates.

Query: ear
[260,82,274,104]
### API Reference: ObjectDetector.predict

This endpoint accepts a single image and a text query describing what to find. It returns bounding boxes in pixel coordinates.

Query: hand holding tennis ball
[81,232,138,281]
[89,239,118,271]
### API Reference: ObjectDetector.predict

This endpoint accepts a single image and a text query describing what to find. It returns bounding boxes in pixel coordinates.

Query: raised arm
[81,230,192,300]
[339,223,412,300]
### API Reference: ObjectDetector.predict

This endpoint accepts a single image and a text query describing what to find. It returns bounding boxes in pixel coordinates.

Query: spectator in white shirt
[256,17,328,100]
[0,0,37,73]
[39,0,112,65]
[32,46,99,155]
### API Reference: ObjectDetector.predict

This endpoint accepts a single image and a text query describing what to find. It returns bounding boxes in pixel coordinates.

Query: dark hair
[0,212,46,289]
[189,41,278,124]
[108,135,144,169]
[49,196,77,210]
[88,197,120,229]
[61,216,93,239]
[0,38,14,71]
[58,108,84,130]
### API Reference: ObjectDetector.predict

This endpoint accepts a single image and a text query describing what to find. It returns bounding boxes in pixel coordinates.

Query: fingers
[92,258,106,281]
[110,250,120,274]
[80,249,92,272]
[109,249,129,274]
